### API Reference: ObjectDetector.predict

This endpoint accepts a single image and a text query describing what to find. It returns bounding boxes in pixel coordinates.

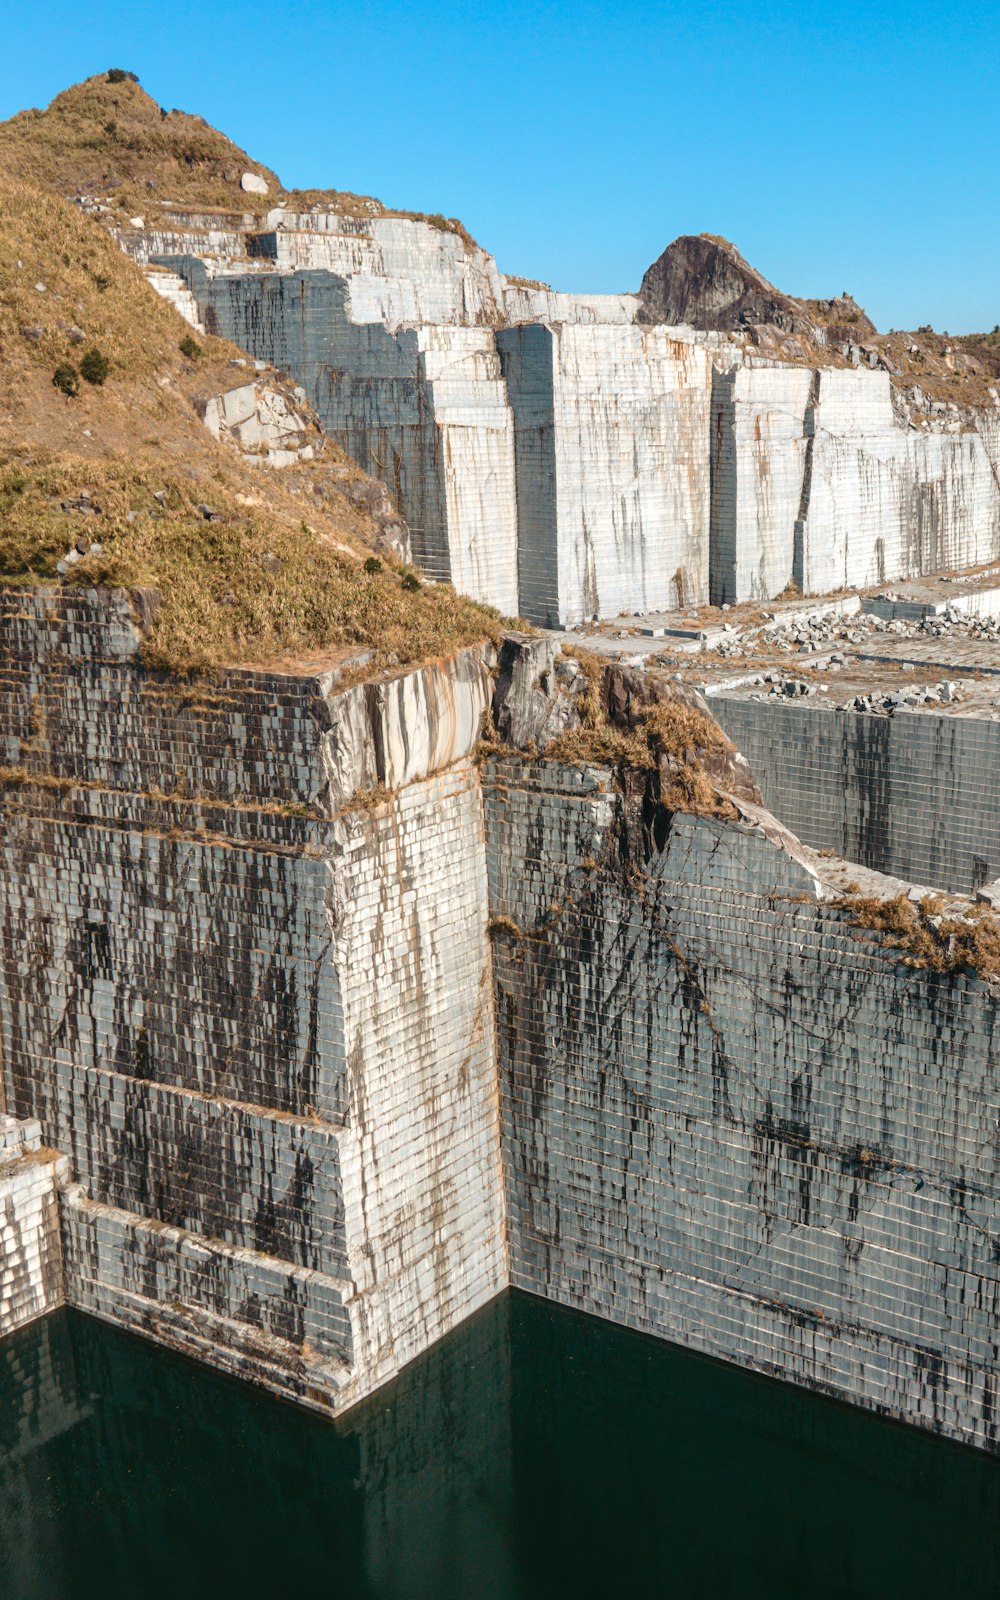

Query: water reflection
[0,1295,998,1600]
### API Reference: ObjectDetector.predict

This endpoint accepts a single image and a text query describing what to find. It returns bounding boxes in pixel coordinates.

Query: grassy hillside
[0,72,280,216]
[0,173,500,675]
[0,71,479,249]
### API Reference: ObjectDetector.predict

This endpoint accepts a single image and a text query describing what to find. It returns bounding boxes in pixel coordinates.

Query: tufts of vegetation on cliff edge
[545,653,745,818]
[836,891,1000,982]
[0,457,502,675]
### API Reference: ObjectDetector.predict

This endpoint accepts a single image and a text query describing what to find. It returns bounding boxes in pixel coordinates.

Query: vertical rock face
[709,363,1000,602]
[713,696,1000,895]
[123,212,1000,616]
[709,363,814,602]
[192,265,520,613]
[147,214,717,625]
[498,323,712,625]
[484,757,1000,1454]
[800,369,1000,592]
[328,766,506,1398]
[0,1119,67,1338]
[0,589,504,1414]
[4,592,1000,1450]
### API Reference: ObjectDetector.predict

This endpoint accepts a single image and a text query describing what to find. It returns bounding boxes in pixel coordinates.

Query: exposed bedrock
[485,758,1000,1454]
[0,590,504,1411]
[638,233,816,335]
[798,370,1000,595]
[125,210,1000,617]
[709,364,1000,603]
[637,232,875,342]
[714,696,1000,896]
[497,324,711,626]
[3,589,1000,1450]
[709,363,815,603]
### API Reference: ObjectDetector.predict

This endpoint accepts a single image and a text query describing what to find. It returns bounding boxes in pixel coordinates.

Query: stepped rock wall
[0,589,504,1413]
[157,217,714,626]
[125,210,1000,615]
[185,264,520,611]
[484,757,1000,1453]
[4,587,1000,1449]
[714,697,1000,894]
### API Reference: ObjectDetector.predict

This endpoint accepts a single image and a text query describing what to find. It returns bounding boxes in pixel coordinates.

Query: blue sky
[2,0,998,331]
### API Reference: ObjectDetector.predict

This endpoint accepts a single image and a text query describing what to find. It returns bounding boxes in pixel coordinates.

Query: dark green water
[1,1294,999,1600]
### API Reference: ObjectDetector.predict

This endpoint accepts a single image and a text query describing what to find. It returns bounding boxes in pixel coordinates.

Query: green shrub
[106,68,138,84]
[400,570,421,592]
[79,347,109,385]
[364,556,382,574]
[52,363,79,397]
[179,333,202,361]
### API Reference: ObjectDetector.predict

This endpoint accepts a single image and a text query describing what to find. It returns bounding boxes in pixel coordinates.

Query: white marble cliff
[127,211,1000,621]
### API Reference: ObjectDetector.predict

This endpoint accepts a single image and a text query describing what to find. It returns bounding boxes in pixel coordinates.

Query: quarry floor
[4,1294,1000,1600]
[555,563,1000,719]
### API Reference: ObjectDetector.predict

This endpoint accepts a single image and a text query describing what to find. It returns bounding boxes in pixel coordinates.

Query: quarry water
[2,1295,999,1600]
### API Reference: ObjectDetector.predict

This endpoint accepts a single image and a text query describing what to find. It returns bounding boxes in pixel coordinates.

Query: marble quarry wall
[709,363,814,603]
[152,216,712,626]
[125,209,1000,617]
[5,585,1000,1450]
[713,698,1000,895]
[798,370,1000,595]
[484,757,1000,1453]
[185,263,520,613]
[0,588,505,1413]
[139,211,1000,619]
[0,1117,67,1339]
[497,324,712,627]
[710,365,1000,602]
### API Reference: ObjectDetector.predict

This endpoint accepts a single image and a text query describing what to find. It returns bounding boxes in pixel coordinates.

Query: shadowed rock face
[638,234,812,334]
[637,234,875,342]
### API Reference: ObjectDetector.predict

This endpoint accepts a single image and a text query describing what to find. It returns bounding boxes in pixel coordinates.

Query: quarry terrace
[3,63,1000,1600]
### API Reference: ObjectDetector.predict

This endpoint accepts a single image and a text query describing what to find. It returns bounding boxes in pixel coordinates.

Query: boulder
[240,172,268,195]
[492,633,584,749]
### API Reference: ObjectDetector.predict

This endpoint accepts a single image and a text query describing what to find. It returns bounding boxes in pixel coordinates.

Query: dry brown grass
[0,455,501,675]
[546,651,739,818]
[0,74,279,216]
[0,171,500,677]
[0,173,237,375]
[0,74,482,252]
[837,891,1000,981]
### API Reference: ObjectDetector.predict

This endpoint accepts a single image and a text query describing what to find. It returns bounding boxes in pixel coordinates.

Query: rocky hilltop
[637,231,875,342]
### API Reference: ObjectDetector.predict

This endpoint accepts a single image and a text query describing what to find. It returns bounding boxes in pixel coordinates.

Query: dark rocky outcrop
[637,233,875,342]
[492,633,585,749]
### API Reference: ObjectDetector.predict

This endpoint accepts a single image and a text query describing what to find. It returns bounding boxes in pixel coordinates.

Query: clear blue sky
[2,0,998,332]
